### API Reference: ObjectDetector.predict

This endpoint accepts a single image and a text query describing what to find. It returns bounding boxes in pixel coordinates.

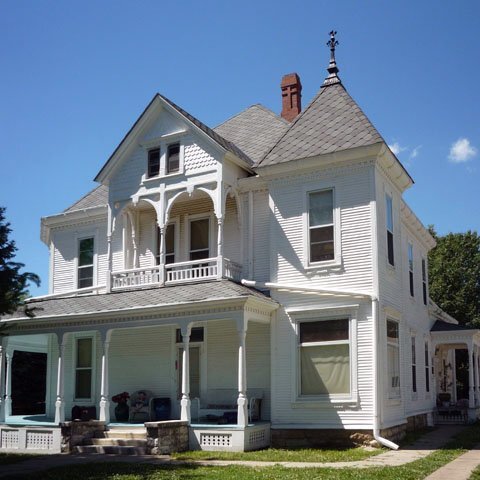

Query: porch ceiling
[1,280,277,332]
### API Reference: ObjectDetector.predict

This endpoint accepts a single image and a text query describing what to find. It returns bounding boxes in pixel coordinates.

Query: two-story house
[1,33,479,454]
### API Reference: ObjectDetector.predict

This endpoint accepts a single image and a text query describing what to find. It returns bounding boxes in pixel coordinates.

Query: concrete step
[95,429,147,440]
[74,445,147,455]
[86,438,147,447]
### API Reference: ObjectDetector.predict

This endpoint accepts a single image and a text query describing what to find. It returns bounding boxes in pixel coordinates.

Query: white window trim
[302,186,342,270]
[408,241,415,298]
[72,333,96,403]
[411,334,417,399]
[288,305,358,406]
[185,212,215,261]
[74,232,97,290]
[386,192,395,268]
[422,257,428,307]
[140,131,187,182]
[386,317,401,400]
[424,338,431,398]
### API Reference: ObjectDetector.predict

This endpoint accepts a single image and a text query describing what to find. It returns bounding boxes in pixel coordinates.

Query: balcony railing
[110,257,242,291]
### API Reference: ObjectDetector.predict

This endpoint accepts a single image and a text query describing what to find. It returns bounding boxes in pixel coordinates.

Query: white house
[1,33,479,454]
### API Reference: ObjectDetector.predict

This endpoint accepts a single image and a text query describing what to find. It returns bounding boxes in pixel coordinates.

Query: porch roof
[2,280,275,323]
[431,320,478,332]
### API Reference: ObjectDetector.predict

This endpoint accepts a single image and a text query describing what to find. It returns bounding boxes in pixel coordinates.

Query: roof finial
[323,30,341,87]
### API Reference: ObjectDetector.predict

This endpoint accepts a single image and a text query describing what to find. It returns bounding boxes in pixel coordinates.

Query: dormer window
[167,143,180,174]
[147,148,160,178]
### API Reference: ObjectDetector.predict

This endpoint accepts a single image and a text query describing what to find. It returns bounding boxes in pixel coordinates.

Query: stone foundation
[271,428,374,448]
[60,420,107,453]
[379,423,407,444]
[145,420,189,455]
[406,413,429,431]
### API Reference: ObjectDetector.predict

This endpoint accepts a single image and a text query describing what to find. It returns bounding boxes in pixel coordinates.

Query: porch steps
[74,427,148,455]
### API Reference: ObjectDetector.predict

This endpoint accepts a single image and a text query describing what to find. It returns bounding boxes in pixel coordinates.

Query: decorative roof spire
[323,30,341,86]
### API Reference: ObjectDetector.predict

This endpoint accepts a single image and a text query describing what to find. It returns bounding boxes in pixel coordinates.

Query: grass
[0,453,37,465]
[2,424,479,480]
[469,464,480,479]
[171,445,381,462]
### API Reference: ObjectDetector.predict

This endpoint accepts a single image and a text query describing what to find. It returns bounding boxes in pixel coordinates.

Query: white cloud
[448,138,477,163]
[409,145,421,160]
[388,142,407,156]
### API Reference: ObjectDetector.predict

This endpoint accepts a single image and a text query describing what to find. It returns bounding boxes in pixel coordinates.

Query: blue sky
[1,0,479,296]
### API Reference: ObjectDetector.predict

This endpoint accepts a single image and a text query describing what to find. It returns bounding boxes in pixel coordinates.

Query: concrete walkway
[0,425,474,478]
[424,445,480,480]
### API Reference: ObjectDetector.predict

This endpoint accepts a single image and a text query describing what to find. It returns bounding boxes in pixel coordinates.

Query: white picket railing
[111,257,243,290]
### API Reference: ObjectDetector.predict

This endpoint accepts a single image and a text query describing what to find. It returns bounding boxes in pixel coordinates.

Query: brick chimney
[281,73,302,122]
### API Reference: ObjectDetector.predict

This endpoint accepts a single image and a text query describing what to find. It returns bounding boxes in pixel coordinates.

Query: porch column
[237,318,248,427]
[99,331,112,423]
[4,351,12,417]
[55,334,68,424]
[127,210,139,269]
[180,325,191,423]
[216,216,224,279]
[106,234,113,292]
[0,338,6,422]
[158,224,166,286]
[468,344,475,409]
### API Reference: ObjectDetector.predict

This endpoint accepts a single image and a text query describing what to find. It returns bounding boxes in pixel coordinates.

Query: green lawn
[469,464,480,479]
[2,424,479,480]
[172,445,381,462]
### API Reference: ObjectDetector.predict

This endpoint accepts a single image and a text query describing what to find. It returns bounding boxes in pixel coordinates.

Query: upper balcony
[106,187,244,292]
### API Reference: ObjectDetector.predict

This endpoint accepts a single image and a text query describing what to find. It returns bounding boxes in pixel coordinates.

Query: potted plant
[112,391,130,421]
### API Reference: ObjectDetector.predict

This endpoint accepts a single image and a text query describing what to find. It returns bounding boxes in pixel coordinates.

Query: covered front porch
[431,320,480,423]
[0,281,277,452]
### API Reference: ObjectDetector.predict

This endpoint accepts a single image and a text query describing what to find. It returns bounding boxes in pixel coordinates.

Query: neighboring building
[1,33,479,454]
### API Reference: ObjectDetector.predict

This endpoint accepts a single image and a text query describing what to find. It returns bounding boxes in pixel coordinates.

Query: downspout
[240,279,399,450]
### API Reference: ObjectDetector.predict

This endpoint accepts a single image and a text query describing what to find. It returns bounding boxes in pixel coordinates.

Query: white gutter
[26,285,106,302]
[241,279,399,450]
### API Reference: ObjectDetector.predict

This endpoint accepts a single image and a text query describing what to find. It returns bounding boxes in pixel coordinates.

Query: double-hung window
[411,335,417,393]
[408,243,414,297]
[75,337,93,400]
[78,237,94,289]
[386,194,394,266]
[424,341,430,393]
[422,259,428,305]
[308,189,335,263]
[147,147,160,178]
[387,319,400,398]
[166,143,180,174]
[190,218,210,261]
[299,318,350,396]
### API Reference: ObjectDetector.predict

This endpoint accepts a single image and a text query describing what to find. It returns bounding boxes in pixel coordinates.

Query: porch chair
[129,390,154,423]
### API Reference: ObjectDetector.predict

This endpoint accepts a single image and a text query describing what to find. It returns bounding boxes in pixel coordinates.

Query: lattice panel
[200,433,232,447]
[26,431,54,450]
[248,430,266,447]
[1,429,19,449]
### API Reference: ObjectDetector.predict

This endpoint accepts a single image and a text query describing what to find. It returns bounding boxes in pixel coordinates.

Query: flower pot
[114,403,129,422]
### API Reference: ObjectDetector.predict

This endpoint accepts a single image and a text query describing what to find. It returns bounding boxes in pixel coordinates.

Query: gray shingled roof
[431,320,477,332]
[64,185,108,213]
[258,83,384,167]
[214,104,289,165]
[3,280,272,321]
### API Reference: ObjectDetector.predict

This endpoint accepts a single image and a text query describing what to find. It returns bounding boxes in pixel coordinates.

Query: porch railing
[112,266,162,290]
[111,257,242,290]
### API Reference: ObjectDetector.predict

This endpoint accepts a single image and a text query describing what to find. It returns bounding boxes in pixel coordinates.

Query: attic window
[167,143,180,174]
[148,148,160,178]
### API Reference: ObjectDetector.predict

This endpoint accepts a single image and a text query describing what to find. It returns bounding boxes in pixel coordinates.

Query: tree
[428,228,480,327]
[0,207,40,315]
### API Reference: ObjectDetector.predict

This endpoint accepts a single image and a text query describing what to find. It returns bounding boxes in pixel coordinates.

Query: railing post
[217,216,224,279]
[158,224,166,286]
[106,234,112,293]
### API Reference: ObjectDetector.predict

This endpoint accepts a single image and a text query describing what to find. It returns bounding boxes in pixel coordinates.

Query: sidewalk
[424,446,480,480]
[0,425,474,478]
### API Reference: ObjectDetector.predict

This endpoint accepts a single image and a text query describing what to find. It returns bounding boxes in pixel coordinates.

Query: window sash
[411,336,417,393]
[75,337,93,399]
[308,190,335,263]
[190,218,209,260]
[387,320,400,398]
[386,195,394,266]
[77,238,94,288]
[425,342,430,393]
[167,143,180,174]
[148,148,160,178]
[422,259,427,305]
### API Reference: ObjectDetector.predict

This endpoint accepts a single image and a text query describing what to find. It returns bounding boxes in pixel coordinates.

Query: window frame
[186,213,214,261]
[411,335,417,394]
[424,341,430,394]
[408,242,414,297]
[73,333,96,403]
[166,142,181,175]
[303,187,342,269]
[75,234,96,290]
[422,258,428,306]
[288,306,358,405]
[386,193,395,267]
[386,318,401,399]
[147,147,160,178]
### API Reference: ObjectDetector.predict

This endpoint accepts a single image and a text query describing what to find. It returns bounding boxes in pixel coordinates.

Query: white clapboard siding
[223,195,242,264]
[252,190,270,281]
[138,210,156,268]
[270,295,373,428]
[269,163,373,292]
